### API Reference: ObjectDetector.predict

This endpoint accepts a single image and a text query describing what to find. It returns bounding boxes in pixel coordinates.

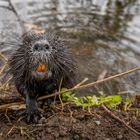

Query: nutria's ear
[22,31,46,45]
[22,31,35,44]
[22,31,42,45]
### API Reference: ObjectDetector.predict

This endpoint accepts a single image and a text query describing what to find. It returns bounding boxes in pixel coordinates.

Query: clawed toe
[26,110,42,124]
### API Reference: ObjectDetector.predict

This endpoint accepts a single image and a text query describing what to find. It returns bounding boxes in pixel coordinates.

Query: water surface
[0,0,140,96]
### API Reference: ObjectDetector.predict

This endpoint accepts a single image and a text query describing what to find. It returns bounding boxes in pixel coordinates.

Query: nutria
[8,32,77,123]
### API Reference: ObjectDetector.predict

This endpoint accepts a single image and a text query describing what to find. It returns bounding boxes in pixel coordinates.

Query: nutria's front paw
[26,107,42,124]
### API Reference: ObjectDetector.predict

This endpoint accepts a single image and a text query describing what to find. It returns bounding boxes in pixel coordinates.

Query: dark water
[0,0,140,96]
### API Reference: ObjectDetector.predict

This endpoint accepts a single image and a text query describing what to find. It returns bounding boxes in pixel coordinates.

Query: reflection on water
[0,0,140,96]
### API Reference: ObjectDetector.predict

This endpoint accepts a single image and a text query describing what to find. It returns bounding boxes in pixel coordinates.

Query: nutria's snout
[32,64,52,80]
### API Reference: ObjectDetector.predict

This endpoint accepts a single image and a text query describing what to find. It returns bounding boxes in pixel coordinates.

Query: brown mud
[0,103,140,140]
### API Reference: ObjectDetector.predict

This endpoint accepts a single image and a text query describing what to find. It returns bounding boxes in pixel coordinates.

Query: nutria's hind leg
[25,92,42,124]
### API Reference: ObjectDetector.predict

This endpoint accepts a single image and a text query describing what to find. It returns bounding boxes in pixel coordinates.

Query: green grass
[61,88,132,110]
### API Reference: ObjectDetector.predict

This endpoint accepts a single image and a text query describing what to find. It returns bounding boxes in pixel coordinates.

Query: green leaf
[74,98,84,106]
[100,95,122,108]
[85,96,99,106]
[61,88,123,110]
[124,97,132,111]
[61,88,74,101]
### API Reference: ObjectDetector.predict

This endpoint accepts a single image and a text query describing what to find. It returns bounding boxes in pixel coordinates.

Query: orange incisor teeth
[37,64,46,72]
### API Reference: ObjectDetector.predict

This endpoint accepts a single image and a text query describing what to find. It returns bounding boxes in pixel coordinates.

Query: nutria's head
[26,38,53,80]
[9,32,76,82]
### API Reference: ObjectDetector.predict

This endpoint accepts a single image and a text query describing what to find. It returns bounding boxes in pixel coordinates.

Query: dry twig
[0,53,8,61]
[102,105,140,136]
[8,0,26,33]
[0,64,7,75]
[74,77,88,88]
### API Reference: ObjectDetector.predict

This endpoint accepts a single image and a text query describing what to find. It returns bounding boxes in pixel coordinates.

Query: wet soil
[0,103,140,140]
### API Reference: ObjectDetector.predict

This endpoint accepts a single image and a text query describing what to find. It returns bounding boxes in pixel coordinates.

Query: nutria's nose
[33,43,50,51]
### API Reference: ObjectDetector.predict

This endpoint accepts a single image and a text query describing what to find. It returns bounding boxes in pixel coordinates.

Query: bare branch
[102,105,140,136]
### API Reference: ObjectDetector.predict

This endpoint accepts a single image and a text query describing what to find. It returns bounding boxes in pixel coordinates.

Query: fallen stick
[0,102,23,110]
[102,105,140,136]
[73,77,88,88]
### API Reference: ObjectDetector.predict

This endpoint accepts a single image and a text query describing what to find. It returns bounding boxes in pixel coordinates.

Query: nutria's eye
[44,44,50,50]
[33,43,50,51]
[33,44,40,51]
